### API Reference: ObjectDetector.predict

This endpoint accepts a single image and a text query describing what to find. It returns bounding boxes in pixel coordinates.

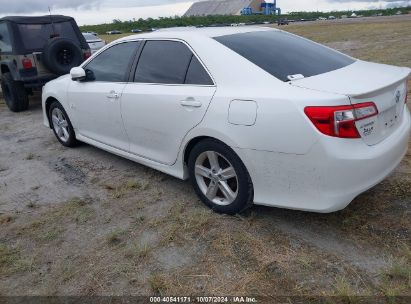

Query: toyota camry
[42,27,411,214]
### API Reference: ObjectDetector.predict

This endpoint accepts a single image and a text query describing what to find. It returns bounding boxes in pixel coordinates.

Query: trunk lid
[291,60,410,145]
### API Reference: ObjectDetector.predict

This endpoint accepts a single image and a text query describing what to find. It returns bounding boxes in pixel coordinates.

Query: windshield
[18,21,79,50]
[214,30,355,82]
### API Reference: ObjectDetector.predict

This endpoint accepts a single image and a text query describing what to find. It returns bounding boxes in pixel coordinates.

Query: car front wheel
[49,101,78,147]
[188,139,253,215]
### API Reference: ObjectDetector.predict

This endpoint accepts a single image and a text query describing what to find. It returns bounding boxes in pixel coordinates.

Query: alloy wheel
[194,151,238,206]
[51,108,70,142]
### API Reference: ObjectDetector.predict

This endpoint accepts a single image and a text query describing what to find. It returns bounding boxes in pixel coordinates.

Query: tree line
[80,6,411,34]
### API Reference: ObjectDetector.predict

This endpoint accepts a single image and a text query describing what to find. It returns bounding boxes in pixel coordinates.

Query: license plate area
[381,106,399,129]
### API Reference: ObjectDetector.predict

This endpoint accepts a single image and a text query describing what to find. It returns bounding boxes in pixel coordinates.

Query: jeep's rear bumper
[22,74,58,89]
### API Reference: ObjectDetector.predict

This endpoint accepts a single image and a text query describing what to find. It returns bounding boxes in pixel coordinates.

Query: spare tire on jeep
[42,38,83,75]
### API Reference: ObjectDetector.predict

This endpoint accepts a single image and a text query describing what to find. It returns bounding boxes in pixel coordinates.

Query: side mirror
[85,69,95,81]
[70,67,86,81]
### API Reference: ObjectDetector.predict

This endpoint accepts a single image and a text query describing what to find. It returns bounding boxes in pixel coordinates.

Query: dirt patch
[49,157,87,186]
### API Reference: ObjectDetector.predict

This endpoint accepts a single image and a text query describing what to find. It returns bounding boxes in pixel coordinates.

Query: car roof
[0,15,74,24]
[117,26,276,42]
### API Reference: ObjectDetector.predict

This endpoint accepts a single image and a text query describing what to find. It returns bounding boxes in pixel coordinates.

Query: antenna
[48,6,57,38]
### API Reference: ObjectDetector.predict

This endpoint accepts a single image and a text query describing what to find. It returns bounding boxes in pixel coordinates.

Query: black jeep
[0,15,90,112]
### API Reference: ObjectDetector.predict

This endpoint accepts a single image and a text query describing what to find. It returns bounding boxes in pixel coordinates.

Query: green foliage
[80,7,411,35]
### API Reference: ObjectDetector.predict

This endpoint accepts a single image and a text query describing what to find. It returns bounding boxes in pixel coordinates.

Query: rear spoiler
[291,60,411,98]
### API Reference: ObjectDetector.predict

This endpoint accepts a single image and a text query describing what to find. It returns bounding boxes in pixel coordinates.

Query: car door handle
[180,98,202,108]
[107,91,120,100]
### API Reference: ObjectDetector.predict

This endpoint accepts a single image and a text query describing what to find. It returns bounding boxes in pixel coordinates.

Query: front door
[68,41,141,151]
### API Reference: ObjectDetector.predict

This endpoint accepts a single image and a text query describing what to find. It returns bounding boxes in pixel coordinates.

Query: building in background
[184,0,281,17]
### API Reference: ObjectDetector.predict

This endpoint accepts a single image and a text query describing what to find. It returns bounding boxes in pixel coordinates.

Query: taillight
[406,79,409,104]
[21,58,33,69]
[304,102,378,139]
[83,50,92,60]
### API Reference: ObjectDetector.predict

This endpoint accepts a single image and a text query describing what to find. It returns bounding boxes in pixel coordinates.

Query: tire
[188,139,254,215]
[49,101,78,147]
[0,72,29,112]
[42,38,83,75]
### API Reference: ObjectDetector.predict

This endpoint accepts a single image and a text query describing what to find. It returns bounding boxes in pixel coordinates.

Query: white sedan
[42,27,410,214]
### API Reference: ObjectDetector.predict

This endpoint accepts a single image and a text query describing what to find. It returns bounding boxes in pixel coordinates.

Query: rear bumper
[236,107,410,213]
[22,74,57,89]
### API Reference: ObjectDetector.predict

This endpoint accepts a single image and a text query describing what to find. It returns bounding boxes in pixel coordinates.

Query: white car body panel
[121,83,216,165]
[238,109,410,212]
[67,81,129,151]
[42,27,411,213]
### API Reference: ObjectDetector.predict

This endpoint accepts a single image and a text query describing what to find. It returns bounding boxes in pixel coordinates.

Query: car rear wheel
[188,139,253,214]
[0,72,29,112]
[49,101,78,147]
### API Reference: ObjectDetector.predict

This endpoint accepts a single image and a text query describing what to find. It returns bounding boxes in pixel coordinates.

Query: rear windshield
[18,21,79,50]
[214,31,355,82]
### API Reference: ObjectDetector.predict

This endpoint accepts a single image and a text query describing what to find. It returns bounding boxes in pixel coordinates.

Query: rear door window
[85,41,140,82]
[0,22,12,52]
[134,40,193,84]
[214,31,355,82]
[185,56,213,85]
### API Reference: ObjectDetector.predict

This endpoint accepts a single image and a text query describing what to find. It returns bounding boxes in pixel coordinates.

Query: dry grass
[149,273,169,295]
[0,244,32,275]
[103,179,144,199]
[380,244,411,297]
[333,277,356,299]
[124,242,150,260]
[25,153,36,160]
[100,33,133,43]
[0,214,15,225]
[13,197,95,245]
[281,19,411,67]
[106,228,128,245]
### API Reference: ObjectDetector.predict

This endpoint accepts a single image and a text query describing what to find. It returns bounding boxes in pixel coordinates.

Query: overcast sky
[0,0,410,25]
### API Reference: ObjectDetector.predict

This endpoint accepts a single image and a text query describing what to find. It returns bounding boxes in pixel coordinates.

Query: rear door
[68,41,140,150]
[121,40,216,165]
